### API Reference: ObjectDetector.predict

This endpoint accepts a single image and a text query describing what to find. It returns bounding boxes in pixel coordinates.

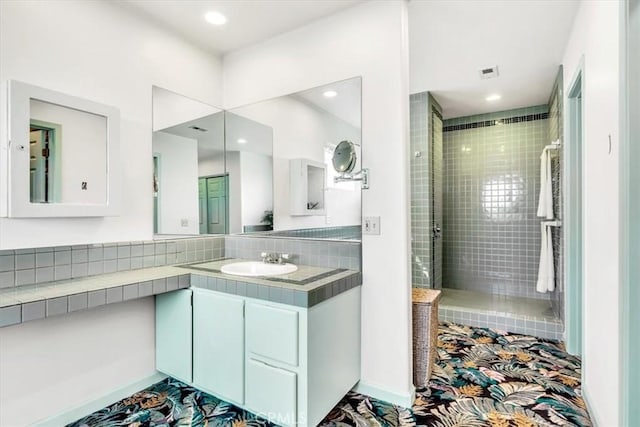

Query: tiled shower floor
[438,288,563,340]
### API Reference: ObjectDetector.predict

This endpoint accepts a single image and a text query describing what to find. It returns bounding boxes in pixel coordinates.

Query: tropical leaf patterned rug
[412,322,591,427]
[68,322,591,426]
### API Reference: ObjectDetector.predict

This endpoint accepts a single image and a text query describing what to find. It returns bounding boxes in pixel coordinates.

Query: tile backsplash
[0,237,225,289]
[0,233,362,289]
[225,235,361,271]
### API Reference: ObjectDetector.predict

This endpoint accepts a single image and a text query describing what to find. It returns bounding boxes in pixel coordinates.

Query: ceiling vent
[188,125,208,132]
[479,66,499,79]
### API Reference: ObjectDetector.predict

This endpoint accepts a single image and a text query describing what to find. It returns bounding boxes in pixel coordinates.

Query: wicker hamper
[412,288,441,388]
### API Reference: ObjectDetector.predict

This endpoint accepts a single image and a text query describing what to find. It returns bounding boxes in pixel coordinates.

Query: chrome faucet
[260,252,292,264]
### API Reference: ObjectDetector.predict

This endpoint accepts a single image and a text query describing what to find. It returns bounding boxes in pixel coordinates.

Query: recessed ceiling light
[323,90,338,98]
[205,11,227,26]
[485,94,501,102]
[237,138,247,144]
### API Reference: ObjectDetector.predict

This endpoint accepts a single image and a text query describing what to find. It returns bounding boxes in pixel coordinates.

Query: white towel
[536,222,555,293]
[537,147,554,219]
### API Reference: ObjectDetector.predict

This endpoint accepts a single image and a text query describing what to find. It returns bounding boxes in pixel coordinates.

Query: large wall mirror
[152,76,361,241]
[152,86,226,236]
[229,77,362,240]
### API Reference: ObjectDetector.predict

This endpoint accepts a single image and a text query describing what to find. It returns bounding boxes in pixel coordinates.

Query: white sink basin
[221,261,298,277]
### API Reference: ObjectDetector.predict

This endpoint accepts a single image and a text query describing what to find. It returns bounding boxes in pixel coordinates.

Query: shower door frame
[565,60,584,357]
[620,0,639,424]
[430,106,443,289]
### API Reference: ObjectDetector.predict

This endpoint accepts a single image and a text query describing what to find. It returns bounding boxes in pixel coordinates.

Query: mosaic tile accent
[443,112,550,132]
[225,235,361,271]
[442,105,551,300]
[0,237,225,289]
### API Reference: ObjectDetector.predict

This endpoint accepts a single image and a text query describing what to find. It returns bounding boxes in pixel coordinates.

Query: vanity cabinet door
[246,359,297,426]
[156,290,192,384]
[246,302,299,366]
[193,289,245,405]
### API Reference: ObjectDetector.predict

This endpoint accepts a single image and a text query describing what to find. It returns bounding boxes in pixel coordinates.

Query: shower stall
[410,71,564,340]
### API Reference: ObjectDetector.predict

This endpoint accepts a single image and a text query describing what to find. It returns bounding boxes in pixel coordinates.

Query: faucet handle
[260,252,269,262]
[281,253,292,262]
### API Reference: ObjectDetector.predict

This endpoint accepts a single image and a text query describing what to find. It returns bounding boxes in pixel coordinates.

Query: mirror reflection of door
[199,175,228,234]
[153,154,160,234]
[29,124,57,203]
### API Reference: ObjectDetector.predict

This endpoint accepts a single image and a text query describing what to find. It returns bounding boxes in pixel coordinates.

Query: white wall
[0,1,223,424]
[153,132,199,234]
[223,0,413,405]
[561,1,622,425]
[152,86,221,132]
[0,0,223,249]
[0,298,156,426]
[240,151,273,229]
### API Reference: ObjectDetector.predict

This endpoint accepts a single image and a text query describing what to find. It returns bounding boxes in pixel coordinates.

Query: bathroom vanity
[156,258,362,427]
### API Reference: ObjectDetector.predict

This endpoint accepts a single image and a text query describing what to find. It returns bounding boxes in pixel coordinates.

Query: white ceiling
[118,0,361,54]
[409,0,580,119]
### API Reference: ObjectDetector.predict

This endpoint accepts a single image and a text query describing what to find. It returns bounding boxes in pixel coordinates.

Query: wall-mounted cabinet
[289,159,326,216]
[156,285,361,427]
[1,80,120,218]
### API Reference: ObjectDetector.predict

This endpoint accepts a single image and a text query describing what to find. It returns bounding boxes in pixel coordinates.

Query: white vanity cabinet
[156,285,361,427]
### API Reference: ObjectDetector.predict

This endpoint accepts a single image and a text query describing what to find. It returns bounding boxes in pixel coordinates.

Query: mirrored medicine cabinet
[1,80,120,218]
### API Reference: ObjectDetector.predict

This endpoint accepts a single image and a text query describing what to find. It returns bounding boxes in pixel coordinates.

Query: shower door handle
[433,224,442,239]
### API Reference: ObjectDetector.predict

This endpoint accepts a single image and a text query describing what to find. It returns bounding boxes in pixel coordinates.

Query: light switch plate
[363,216,380,235]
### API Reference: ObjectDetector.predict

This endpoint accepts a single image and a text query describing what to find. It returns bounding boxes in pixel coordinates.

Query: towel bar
[544,139,561,151]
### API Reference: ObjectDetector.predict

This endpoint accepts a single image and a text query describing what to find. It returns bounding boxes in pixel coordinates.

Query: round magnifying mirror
[332,140,357,174]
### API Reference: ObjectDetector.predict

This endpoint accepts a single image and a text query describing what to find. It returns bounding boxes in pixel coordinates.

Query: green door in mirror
[29,121,61,204]
[199,175,228,234]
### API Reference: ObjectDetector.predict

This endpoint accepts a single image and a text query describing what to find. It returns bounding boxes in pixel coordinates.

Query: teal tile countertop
[0,258,361,328]
[185,258,361,307]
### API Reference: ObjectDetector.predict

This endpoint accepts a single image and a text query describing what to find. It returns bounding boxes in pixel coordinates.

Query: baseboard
[352,381,415,408]
[581,386,603,426]
[32,372,167,427]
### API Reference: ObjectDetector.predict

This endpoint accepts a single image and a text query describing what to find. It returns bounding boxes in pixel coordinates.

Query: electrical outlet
[180,219,189,227]
[326,215,332,224]
[363,216,381,235]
